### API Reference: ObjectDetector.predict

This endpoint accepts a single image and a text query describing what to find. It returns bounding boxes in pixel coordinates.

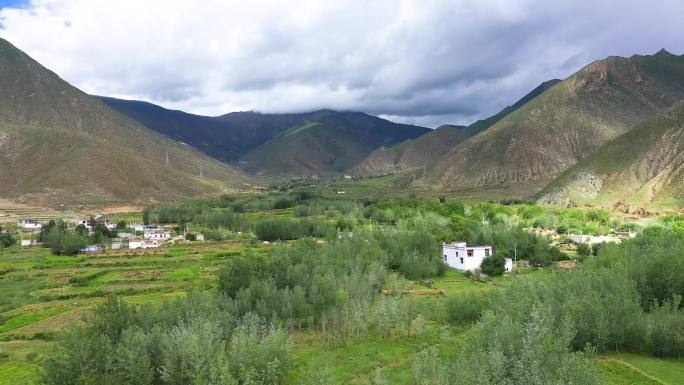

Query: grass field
[0,239,269,384]
[1,221,682,384]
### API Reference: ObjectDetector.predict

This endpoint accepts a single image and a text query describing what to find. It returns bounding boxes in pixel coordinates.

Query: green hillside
[347,124,466,176]
[0,38,250,204]
[239,110,429,176]
[538,101,684,208]
[98,97,317,161]
[349,79,560,177]
[424,50,684,195]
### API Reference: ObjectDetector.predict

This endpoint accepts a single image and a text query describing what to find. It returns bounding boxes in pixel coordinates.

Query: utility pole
[514,242,517,262]
[165,151,169,167]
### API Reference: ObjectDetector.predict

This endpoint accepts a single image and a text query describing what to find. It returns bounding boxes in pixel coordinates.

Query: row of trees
[39,220,119,255]
[43,294,291,385]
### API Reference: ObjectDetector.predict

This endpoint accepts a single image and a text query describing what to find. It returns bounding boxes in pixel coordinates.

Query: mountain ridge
[349,79,561,177]
[422,49,684,195]
[0,38,250,204]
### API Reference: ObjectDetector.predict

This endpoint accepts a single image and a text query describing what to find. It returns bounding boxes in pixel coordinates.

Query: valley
[0,4,682,384]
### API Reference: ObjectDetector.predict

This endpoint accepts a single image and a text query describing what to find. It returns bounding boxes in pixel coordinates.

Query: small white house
[17,219,41,230]
[20,239,33,247]
[443,241,513,272]
[142,239,163,248]
[195,233,205,241]
[128,239,144,249]
[144,228,173,240]
[110,239,122,250]
[570,235,619,245]
[81,245,102,253]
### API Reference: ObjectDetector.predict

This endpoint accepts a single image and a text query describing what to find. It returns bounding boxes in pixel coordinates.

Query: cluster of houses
[16,216,204,252]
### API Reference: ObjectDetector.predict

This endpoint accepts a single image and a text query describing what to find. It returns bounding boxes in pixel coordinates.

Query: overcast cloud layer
[1,0,683,127]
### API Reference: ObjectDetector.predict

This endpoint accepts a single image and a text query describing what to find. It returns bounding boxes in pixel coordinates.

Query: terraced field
[0,239,268,384]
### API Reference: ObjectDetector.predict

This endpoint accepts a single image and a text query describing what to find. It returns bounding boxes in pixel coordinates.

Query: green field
[1,197,683,385]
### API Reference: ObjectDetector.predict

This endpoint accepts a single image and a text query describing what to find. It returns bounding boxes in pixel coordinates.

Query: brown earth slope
[424,50,684,194]
[0,38,250,204]
[537,101,684,208]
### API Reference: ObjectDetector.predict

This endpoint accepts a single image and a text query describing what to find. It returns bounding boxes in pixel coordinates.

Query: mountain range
[100,97,430,177]
[0,38,249,204]
[2,35,684,208]
[349,79,560,177]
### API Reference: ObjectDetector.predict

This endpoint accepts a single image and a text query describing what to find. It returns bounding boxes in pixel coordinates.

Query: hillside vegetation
[0,38,250,204]
[424,50,684,193]
[239,111,429,176]
[538,101,684,207]
[99,97,317,161]
[350,79,560,177]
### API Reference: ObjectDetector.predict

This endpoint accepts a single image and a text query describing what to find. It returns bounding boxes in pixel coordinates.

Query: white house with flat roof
[443,241,513,272]
[17,219,41,230]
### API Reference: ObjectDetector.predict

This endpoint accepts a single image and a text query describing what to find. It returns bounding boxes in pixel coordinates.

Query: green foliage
[0,233,14,248]
[480,252,505,276]
[41,293,289,385]
[43,223,87,256]
[254,218,330,241]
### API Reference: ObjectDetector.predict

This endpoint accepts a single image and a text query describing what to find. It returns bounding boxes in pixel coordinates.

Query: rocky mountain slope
[349,79,560,177]
[538,101,684,207]
[424,50,684,193]
[0,38,250,204]
[347,124,466,176]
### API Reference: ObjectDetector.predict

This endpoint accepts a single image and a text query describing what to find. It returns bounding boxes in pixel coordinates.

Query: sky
[1,1,683,127]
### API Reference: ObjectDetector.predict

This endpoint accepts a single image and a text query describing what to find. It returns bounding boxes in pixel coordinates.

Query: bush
[0,233,15,248]
[254,218,329,241]
[480,253,505,276]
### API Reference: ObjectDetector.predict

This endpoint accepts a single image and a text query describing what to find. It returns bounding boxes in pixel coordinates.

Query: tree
[480,252,505,276]
[0,232,14,248]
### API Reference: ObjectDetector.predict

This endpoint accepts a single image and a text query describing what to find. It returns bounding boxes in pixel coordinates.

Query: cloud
[1,0,683,127]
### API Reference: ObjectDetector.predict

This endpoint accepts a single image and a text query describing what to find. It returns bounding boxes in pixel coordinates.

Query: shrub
[480,253,505,276]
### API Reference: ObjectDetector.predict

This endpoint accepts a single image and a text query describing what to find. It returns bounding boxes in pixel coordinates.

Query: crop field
[0,239,268,384]
[1,195,683,385]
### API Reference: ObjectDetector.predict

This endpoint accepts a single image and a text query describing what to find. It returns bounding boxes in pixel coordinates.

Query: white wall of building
[443,242,493,271]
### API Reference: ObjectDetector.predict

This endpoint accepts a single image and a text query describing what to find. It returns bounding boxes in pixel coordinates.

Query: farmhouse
[144,228,173,240]
[569,234,619,244]
[81,245,102,253]
[128,238,144,249]
[442,241,513,272]
[17,219,41,230]
[110,238,122,250]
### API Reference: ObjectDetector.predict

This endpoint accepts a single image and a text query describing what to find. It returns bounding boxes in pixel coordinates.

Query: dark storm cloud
[1,0,683,127]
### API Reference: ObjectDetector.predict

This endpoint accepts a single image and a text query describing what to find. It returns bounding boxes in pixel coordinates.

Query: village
[15,215,204,253]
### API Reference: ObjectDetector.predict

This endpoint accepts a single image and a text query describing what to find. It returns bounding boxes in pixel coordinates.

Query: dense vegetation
[3,193,682,384]
[414,228,684,384]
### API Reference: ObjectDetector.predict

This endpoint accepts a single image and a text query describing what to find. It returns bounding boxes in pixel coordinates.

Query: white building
[110,239,122,250]
[81,245,102,253]
[20,239,33,247]
[569,235,619,245]
[17,219,41,230]
[442,241,513,273]
[142,239,163,248]
[128,239,144,249]
[144,228,173,240]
